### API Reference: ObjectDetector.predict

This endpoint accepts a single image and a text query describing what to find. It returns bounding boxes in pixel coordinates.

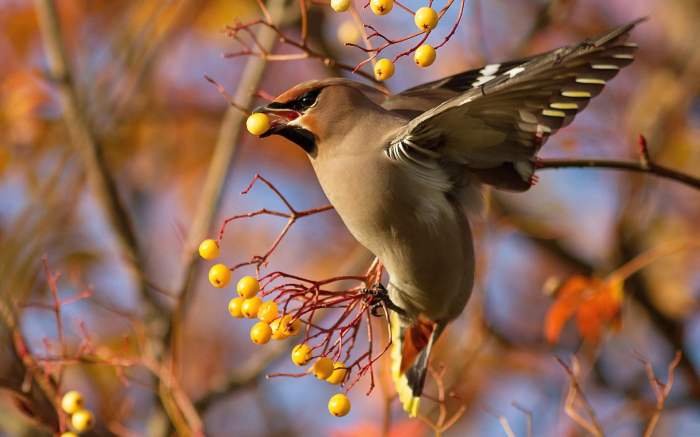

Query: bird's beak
[253,103,317,154]
[253,103,301,138]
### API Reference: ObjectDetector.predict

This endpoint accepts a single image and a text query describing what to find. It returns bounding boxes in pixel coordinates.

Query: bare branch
[537,136,700,190]
[33,0,166,317]
[167,0,288,366]
[639,351,682,437]
[557,357,605,437]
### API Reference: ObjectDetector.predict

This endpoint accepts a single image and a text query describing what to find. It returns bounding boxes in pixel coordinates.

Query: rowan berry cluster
[59,390,94,435]
[199,238,376,417]
[329,0,463,81]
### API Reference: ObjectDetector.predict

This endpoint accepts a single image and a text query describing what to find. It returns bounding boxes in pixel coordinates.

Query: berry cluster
[199,238,374,417]
[329,0,461,81]
[60,390,94,435]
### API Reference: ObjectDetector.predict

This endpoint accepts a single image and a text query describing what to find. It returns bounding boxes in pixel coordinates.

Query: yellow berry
[291,343,312,366]
[208,264,231,288]
[337,20,360,45]
[311,356,334,379]
[236,275,260,299]
[280,314,302,336]
[60,433,78,437]
[250,321,272,344]
[414,6,438,31]
[241,296,263,318]
[71,409,94,432]
[328,393,351,417]
[414,44,436,67]
[326,362,348,385]
[198,239,220,260]
[373,58,395,81]
[330,0,351,12]
[246,113,270,136]
[60,390,83,415]
[257,301,279,323]
[228,296,245,318]
[270,318,288,340]
[370,0,393,15]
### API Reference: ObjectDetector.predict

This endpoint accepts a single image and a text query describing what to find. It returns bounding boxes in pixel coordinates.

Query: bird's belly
[381,212,474,321]
[310,154,474,321]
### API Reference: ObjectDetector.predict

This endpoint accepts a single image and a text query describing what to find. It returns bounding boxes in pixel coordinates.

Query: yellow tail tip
[391,311,421,417]
[406,396,420,417]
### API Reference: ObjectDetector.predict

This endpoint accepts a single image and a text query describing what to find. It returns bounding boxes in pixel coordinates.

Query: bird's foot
[362,283,406,317]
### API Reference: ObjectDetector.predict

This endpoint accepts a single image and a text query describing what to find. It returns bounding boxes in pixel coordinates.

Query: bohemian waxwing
[254,19,643,416]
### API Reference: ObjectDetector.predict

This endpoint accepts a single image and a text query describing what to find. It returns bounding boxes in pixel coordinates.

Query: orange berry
[246,113,270,136]
[414,44,436,67]
[330,0,351,12]
[71,409,94,432]
[198,239,219,260]
[61,390,83,414]
[250,321,272,344]
[270,318,288,340]
[208,264,231,288]
[291,344,312,366]
[370,0,393,15]
[325,362,348,385]
[228,296,245,318]
[311,356,334,379]
[257,300,279,323]
[374,58,395,81]
[241,296,263,318]
[328,393,351,417]
[237,275,260,298]
[337,20,360,45]
[414,6,438,31]
[280,314,302,336]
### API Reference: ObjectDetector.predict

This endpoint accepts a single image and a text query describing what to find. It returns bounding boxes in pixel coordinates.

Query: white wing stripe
[403,138,441,158]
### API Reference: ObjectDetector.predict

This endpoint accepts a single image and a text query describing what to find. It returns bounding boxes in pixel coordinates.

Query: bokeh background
[1,0,700,436]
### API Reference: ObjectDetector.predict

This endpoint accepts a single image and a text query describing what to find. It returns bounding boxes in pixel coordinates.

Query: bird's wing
[403,57,535,94]
[381,59,533,115]
[384,19,642,191]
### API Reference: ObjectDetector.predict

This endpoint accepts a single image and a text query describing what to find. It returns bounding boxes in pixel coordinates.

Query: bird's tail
[390,311,441,417]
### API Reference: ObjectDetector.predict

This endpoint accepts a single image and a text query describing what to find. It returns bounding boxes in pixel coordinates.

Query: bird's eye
[301,95,314,106]
[298,89,320,109]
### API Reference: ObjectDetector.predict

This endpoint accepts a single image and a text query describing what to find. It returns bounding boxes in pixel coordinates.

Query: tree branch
[34,0,165,317]
[537,158,700,190]
[166,0,288,368]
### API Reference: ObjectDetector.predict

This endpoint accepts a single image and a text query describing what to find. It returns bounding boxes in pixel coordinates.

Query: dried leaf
[544,276,623,344]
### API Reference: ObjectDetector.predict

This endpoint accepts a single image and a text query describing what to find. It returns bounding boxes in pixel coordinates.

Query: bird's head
[253,78,387,156]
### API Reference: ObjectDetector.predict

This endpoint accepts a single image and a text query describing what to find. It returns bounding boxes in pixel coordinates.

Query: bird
[251,19,642,416]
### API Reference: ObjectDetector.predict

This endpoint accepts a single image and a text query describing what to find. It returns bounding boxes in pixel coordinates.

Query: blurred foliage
[0,0,699,436]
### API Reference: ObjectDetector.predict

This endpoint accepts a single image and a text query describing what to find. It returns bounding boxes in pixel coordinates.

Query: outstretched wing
[384,19,643,192]
[381,59,533,116]
[404,57,535,94]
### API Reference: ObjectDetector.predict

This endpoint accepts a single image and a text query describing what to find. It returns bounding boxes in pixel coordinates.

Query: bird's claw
[362,283,406,317]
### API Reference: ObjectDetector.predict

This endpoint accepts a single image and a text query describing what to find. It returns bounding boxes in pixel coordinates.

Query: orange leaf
[544,276,624,344]
[544,275,590,343]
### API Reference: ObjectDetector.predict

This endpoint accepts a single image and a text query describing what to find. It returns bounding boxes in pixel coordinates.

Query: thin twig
[537,144,700,191]
[512,402,533,437]
[557,357,605,437]
[638,351,682,437]
[607,240,700,283]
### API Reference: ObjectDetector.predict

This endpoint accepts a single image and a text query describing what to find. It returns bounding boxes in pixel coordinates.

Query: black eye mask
[267,88,322,113]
